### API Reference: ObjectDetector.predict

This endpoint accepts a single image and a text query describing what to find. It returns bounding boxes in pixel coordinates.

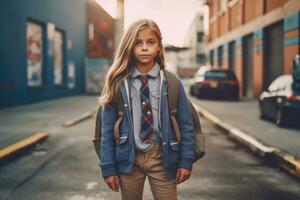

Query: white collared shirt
[130,63,162,151]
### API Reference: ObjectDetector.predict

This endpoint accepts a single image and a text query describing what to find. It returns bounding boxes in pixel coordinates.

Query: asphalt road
[0,113,300,200]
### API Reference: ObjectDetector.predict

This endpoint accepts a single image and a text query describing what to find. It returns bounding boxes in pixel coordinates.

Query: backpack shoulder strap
[164,70,180,110]
[164,69,181,141]
[113,81,126,144]
[114,84,124,111]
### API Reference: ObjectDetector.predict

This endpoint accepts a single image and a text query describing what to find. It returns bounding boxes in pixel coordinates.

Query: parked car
[189,66,239,100]
[258,74,300,127]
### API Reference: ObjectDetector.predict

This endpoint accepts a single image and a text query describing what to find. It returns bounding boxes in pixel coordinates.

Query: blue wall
[0,0,87,108]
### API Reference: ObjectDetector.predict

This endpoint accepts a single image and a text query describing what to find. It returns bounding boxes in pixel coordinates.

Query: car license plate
[210,81,218,88]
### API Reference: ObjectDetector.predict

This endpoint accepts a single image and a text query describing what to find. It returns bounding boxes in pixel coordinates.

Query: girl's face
[133,27,161,67]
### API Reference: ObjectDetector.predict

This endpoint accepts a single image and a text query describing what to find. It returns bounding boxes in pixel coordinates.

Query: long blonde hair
[100,19,166,107]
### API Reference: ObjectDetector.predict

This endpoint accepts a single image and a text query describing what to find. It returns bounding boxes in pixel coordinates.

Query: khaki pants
[119,144,177,200]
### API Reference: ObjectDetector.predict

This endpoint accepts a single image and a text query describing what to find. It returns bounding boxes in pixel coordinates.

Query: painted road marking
[63,111,96,127]
[0,132,49,160]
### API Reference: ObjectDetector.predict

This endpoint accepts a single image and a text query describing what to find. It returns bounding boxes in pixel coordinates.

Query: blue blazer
[100,71,195,179]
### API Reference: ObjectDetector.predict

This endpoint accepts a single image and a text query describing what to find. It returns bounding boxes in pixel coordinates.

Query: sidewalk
[0,95,99,161]
[183,83,300,178]
[190,96,300,157]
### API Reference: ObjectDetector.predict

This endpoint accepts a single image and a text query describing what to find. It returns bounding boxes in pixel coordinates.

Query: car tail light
[227,80,238,86]
[202,80,211,85]
[287,94,300,101]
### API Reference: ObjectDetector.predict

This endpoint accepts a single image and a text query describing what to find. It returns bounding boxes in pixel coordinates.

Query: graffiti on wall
[27,22,43,87]
[54,30,64,85]
[68,62,76,89]
[85,58,109,93]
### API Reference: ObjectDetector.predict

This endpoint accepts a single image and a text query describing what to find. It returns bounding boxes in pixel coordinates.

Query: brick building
[206,0,300,97]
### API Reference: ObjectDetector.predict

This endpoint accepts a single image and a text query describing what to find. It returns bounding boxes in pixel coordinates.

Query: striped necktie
[138,74,154,142]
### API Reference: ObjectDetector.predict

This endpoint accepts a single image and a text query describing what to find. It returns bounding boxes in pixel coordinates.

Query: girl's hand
[104,175,120,192]
[176,168,192,184]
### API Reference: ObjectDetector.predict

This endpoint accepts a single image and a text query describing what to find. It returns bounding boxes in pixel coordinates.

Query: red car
[189,67,239,101]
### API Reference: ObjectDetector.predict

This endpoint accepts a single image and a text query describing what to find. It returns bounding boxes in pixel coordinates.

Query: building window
[210,50,214,66]
[54,29,64,86]
[27,21,44,87]
[197,54,206,64]
[197,32,205,43]
[218,46,223,67]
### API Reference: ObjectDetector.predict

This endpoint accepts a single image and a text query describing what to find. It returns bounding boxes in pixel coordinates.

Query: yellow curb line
[0,132,49,160]
[280,155,300,177]
[63,111,95,127]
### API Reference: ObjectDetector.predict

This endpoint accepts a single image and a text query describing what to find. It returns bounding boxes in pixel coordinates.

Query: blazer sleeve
[100,100,119,177]
[176,81,196,169]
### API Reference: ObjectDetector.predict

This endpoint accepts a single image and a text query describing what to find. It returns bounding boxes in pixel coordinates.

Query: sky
[95,0,208,47]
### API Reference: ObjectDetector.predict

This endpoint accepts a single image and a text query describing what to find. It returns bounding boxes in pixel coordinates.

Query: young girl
[99,19,195,200]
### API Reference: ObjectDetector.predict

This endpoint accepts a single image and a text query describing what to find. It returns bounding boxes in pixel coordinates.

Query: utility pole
[114,0,124,50]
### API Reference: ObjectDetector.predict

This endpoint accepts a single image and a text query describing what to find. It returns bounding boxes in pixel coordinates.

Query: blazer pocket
[115,133,129,162]
[169,140,180,165]
[170,141,179,151]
